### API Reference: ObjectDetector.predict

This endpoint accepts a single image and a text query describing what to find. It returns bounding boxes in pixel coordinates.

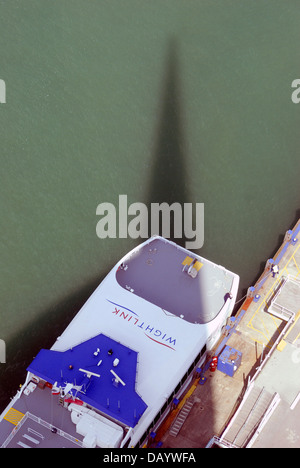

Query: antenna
[79,368,101,379]
[110,369,126,386]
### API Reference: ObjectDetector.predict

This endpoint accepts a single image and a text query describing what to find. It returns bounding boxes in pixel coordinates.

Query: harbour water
[0,1,300,413]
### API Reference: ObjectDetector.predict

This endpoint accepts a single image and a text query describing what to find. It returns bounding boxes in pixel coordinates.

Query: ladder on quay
[169,397,195,437]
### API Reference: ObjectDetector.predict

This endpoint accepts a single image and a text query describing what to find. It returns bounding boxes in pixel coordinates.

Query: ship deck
[0,385,85,448]
[116,237,236,324]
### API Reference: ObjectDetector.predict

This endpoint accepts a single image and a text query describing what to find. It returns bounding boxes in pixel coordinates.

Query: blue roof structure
[27,334,147,427]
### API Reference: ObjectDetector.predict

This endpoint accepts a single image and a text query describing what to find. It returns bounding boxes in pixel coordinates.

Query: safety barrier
[1,412,83,448]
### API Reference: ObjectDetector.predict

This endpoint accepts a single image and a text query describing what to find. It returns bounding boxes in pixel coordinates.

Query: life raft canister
[209,356,218,372]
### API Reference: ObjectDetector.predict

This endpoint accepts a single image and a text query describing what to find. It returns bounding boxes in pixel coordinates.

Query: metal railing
[267,275,300,320]
[245,392,281,448]
[1,412,83,448]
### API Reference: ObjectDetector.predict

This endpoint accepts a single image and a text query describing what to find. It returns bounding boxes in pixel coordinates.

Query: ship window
[188,362,194,375]
[123,438,132,448]
[161,401,168,414]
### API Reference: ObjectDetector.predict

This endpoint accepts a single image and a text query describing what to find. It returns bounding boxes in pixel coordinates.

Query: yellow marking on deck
[182,256,203,271]
[294,331,300,343]
[182,256,193,266]
[277,340,287,352]
[193,261,203,271]
[292,256,300,275]
[247,316,273,348]
[4,407,25,426]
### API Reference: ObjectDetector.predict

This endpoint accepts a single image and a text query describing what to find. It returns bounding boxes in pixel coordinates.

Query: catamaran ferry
[0,236,239,448]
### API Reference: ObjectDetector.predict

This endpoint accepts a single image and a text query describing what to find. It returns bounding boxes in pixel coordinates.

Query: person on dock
[271,264,279,278]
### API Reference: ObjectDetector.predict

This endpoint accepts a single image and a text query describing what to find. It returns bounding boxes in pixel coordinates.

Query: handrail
[231,387,265,446]
[1,411,83,448]
[245,392,281,448]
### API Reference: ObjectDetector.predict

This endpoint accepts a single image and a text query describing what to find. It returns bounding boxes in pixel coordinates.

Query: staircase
[169,398,195,437]
[222,385,276,447]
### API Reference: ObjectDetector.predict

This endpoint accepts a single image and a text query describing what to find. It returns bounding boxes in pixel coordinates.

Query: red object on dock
[209,356,218,372]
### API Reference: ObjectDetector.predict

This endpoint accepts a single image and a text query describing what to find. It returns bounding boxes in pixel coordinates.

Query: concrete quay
[158,219,300,448]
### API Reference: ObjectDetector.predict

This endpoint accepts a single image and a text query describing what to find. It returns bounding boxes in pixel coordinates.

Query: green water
[0,1,300,411]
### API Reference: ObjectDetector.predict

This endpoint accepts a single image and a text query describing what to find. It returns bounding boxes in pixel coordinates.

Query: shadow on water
[146,39,192,249]
[145,40,217,448]
[0,273,107,413]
